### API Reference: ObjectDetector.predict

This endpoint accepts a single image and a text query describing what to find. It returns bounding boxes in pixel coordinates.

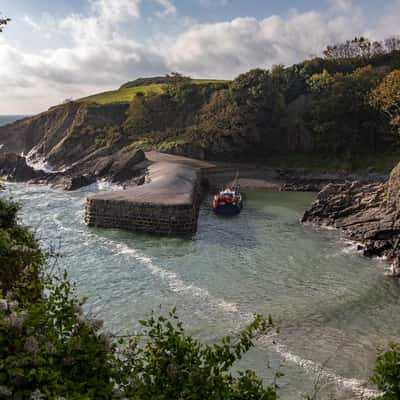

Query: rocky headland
[302,162,400,275]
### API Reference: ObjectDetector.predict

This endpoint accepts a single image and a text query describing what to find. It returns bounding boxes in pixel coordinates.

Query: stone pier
[85,160,205,235]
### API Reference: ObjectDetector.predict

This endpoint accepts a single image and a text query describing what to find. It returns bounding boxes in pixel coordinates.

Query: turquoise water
[2,182,399,399]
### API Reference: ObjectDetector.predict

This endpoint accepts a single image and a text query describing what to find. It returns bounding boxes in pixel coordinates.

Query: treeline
[323,36,400,60]
[117,38,400,161]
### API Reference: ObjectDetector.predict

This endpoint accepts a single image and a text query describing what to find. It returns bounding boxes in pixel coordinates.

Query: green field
[79,79,229,105]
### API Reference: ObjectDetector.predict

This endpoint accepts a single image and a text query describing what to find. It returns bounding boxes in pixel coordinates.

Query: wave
[113,242,240,315]
[269,340,380,399]
[81,180,124,193]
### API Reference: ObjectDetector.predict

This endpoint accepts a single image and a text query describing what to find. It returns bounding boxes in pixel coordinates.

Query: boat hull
[212,202,243,215]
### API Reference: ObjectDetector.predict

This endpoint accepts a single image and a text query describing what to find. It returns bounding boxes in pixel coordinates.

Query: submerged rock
[302,162,400,271]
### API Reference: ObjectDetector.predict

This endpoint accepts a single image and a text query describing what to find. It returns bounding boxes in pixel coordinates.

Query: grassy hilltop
[79,78,229,105]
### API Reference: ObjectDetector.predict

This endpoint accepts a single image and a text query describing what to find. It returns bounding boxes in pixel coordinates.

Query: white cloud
[166,10,365,77]
[199,0,229,7]
[21,15,42,31]
[330,0,354,13]
[154,0,176,18]
[92,0,141,22]
[2,0,400,114]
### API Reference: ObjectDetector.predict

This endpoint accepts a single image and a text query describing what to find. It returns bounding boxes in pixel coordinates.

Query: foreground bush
[371,343,400,400]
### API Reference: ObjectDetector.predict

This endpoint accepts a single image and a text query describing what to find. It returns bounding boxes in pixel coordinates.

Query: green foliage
[230,68,286,116]
[370,69,400,134]
[371,343,400,400]
[0,199,44,298]
[94,126,122,148]
[118,310,278,400]
[0,273,116,399]
[305,66,386,153]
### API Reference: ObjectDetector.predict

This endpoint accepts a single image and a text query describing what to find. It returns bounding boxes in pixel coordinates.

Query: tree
[0,15,10,32]
[305,66,384,153]
[370,69,400,134]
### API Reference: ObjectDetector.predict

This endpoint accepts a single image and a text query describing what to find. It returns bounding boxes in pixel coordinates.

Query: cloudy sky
[0,0,399,114]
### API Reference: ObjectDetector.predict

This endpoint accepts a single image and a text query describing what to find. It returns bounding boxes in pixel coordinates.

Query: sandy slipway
[302,162,400,276]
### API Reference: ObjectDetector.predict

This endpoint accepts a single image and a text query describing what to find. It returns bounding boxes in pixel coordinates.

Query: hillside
[1,38,400,182]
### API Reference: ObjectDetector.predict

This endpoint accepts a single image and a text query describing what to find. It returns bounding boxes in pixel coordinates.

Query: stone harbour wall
[84,163,203,236]
[85,199,199,235]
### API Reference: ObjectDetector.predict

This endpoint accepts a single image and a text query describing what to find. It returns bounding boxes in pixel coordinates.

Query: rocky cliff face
[0,102,128,168]
[0,102,148,190]
[302,162,400,275]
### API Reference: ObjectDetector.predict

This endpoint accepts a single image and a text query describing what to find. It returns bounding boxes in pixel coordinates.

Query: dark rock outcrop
[42,148,147,190]
[302,162,400,273]
[0,153,46,182]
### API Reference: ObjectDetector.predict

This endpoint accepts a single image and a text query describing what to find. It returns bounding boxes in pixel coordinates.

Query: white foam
[270,341,381,399]
[88,180,124,193]
[113,242,239,314]
[341,240,363,255]
[24,147,71,174]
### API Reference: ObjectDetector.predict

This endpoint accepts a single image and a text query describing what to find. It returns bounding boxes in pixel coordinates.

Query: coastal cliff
[303,162,400,274]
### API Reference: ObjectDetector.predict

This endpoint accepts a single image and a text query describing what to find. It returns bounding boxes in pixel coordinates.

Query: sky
[0,0,399,114]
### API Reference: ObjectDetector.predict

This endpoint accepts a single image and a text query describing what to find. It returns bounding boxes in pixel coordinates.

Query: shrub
[371,343,400,400]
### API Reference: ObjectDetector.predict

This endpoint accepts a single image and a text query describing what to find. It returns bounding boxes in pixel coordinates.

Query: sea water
[1,116,400,399]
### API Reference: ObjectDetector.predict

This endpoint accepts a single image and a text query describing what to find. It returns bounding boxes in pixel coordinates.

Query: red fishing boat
[212,185,243,215]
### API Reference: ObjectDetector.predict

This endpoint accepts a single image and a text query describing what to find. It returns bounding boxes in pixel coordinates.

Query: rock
[388,162,400,209]
[0,152,45,181]
[107,149,146,182]
[62,175,96,191]
[303,162,400,272]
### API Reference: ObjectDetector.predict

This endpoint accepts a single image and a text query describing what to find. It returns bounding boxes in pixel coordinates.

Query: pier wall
[85,162,203,236]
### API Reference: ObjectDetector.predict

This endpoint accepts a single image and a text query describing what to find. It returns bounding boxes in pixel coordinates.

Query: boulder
[0,153,45,181]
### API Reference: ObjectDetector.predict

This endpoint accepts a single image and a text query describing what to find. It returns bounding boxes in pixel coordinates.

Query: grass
[78,84,165,105]
[78,79,229,105]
